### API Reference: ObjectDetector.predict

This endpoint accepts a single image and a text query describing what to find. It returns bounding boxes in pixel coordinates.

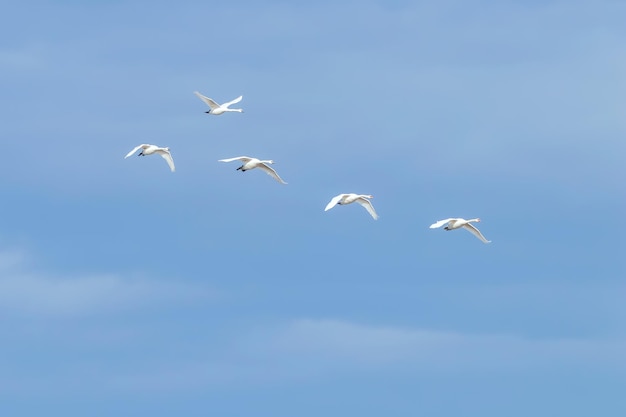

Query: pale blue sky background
[1,0,625,416]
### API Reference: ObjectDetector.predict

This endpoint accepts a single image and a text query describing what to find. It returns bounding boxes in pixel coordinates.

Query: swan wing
[194,91,220,109]
[258,163,287,184]
[156,150,175,172]
[356,197,379,220]
[324,194,345,211]
[124,144,144,159]
[462,223,491,243]
[429,218,455,229]
[218,156,252,163]
[222,95,243,108]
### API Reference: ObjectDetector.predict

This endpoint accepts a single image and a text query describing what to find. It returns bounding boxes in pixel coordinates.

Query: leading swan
[124,144,175,172]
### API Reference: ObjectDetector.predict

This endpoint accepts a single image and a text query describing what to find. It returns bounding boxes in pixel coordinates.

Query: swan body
[124,144,175,172]
[194,91,243,115]
[429,218,491,243]
[324,193,378,220]
[218,156,287,184]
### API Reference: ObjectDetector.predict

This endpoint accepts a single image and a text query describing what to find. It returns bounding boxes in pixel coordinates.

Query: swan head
[265,160,275,164]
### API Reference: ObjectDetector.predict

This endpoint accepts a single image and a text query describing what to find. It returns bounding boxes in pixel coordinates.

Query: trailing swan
[429,218,491,243]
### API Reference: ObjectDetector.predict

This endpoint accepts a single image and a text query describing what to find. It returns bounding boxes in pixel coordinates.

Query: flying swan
[124,144,175,172]
[194,91,243,115]
[324,194,378,220]
[218,156,287,184]
[429,218,491,243]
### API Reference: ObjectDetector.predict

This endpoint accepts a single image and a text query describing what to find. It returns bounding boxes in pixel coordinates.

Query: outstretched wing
[194,91,220,109]
[156,150,176,172]
[222,95,243,108]
[324,194,345,211]
[218,156,252,163]
[124,144,144,159]
[258,163,287,184]
[356,197,379,220]
[429,218,455,229]
[462,223,491,243]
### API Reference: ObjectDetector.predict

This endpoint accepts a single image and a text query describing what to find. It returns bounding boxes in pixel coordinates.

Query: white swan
[124,144,175,172]
[218,156,287,184]
[194,91,243,115]
[324,194,378,220]
[429,218,491,243]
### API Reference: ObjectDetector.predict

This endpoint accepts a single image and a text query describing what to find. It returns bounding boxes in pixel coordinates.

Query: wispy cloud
[1,317,622,396]
[0,248,212,316]
[107,318,626,393]
[256,319,626,371]
[0,46,42,70]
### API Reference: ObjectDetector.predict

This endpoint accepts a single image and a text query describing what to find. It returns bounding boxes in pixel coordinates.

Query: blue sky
[1,0,625,416]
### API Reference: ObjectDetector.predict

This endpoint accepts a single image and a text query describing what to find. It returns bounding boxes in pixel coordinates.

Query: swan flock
[122,91,491,244]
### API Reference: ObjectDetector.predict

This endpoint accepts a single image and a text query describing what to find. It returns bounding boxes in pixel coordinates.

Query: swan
[124,144,175,172]
[194,91,243,115]
[429,218,491,243]
[324,194,378,220]
[218,156,287,184]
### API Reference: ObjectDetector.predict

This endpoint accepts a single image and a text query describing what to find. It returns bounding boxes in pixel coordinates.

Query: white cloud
[0,316,622,396]
[256,319,626,372]
[0,248,211,316]
[107,318,626,394]
[260,319,461,364]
